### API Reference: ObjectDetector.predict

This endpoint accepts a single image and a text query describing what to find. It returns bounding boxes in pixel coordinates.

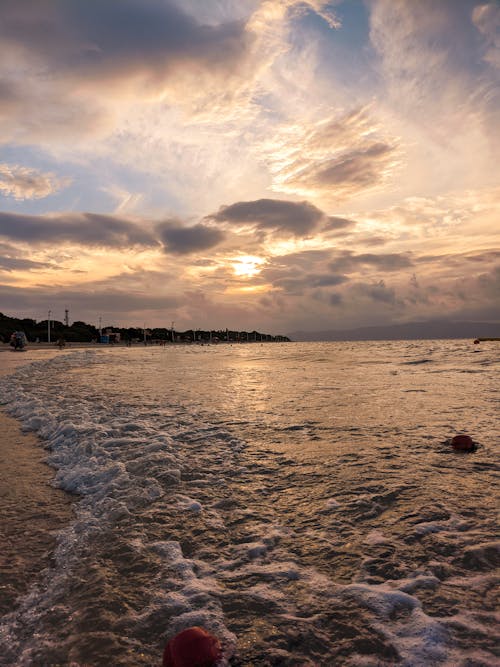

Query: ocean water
[0,341,498,666]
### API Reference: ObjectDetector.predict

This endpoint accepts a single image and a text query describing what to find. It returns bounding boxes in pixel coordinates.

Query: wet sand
[0,351,74,615]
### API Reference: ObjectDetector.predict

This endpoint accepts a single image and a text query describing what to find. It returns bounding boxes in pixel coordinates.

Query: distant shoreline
[0,342,97,352]
[288,319,499,342]
[0,337,494,353]
[0,340,291,352]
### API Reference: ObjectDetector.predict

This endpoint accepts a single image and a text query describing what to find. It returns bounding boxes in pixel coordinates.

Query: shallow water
[0,341,498,665]
[0,412,72,616]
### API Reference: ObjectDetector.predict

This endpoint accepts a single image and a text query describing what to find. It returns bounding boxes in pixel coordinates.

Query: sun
[231,255,265,278]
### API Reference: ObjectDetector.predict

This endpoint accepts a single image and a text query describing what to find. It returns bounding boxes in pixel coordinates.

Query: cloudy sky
[0,0,499,334]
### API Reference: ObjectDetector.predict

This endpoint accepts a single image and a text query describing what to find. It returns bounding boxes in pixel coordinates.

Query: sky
[0,0,499,335]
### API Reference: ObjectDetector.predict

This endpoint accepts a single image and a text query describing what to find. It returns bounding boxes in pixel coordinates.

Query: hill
[288,320,499,342]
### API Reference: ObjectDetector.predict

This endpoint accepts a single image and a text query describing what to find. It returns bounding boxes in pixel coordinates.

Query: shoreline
[0,342,107,352]
[0,351,74,615]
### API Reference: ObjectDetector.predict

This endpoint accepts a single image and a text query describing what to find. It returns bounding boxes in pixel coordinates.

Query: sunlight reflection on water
[0,341,498,666]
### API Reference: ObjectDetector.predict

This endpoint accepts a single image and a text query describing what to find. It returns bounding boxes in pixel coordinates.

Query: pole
[47,310,51,344]
[171,321,175,343]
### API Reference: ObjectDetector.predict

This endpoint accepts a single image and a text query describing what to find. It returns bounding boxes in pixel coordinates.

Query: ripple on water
[0,344,498,665]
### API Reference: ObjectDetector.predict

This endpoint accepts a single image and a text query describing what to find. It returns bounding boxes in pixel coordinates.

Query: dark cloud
[477,264,500,298]
[0,1,254,144]
[329,293,343,305]
[268,107,400,200]
[310,274,349,287]
[416,253,448,263]
[357,235,389,247]
[209,199,325,236]
[0,0,250,85]
[260,250,349,295]
[329,251,414,273]
[417,250,500,266]
[0,282,179,315]
[0,211,157,247]
[269,278,303,296]
[286,142,395,192]
[463,251,500,263]
[357,252,413,270]
[0,256,52,272]
[355,280,398,305]
[0,78,22,107]
[324,216,357,230]
[0,241,24,254]
[260,250,330,281]
[157,221,225,255]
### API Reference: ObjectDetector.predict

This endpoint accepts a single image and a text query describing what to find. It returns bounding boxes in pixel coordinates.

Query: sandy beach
[0,348,74,615]
[1,342,108,352]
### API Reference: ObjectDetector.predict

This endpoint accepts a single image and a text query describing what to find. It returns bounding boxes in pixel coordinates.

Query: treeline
[0,313,290,343]
[0,312,99,343]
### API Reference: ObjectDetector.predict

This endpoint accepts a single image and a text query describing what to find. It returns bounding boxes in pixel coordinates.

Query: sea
[0,340,498,666]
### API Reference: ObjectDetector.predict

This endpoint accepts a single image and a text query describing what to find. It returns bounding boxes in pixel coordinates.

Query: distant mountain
[288,320,500,342]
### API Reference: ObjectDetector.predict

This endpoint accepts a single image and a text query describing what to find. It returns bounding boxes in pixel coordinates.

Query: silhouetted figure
[10,331,27,350]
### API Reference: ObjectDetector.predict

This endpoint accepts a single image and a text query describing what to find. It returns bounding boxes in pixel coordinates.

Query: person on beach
[10,331,27,350]
[57,337,66,349]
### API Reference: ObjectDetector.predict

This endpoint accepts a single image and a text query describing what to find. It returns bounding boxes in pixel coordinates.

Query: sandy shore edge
[0,353,74,615]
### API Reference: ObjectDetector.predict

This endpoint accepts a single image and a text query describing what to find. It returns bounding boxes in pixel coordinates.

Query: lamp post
[171,321,175,343]
[47,310,51,344]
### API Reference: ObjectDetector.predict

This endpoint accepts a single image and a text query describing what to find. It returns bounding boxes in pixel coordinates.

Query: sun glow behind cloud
[231,255,266,278]
[0,0,498,331]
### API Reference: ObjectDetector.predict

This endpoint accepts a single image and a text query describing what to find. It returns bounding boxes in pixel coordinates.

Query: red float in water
[451,434,475,451]
[163,626,222,667]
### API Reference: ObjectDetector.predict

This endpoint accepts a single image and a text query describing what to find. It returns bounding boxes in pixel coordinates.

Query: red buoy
[451,434,475,451]
[163,626,222,667]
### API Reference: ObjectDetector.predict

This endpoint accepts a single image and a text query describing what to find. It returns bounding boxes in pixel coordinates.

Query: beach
[0,347,76,615]
[0,411,73,615]
[0,341,498,666]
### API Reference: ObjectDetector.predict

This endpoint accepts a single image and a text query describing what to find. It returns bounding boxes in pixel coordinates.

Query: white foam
[364,530,390,545]
[0,351,237,662]
[176,495,203,513]
[341,582,449,665]
[323,497,341,511]
[0,346,498,666]
[412,514,472,538]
